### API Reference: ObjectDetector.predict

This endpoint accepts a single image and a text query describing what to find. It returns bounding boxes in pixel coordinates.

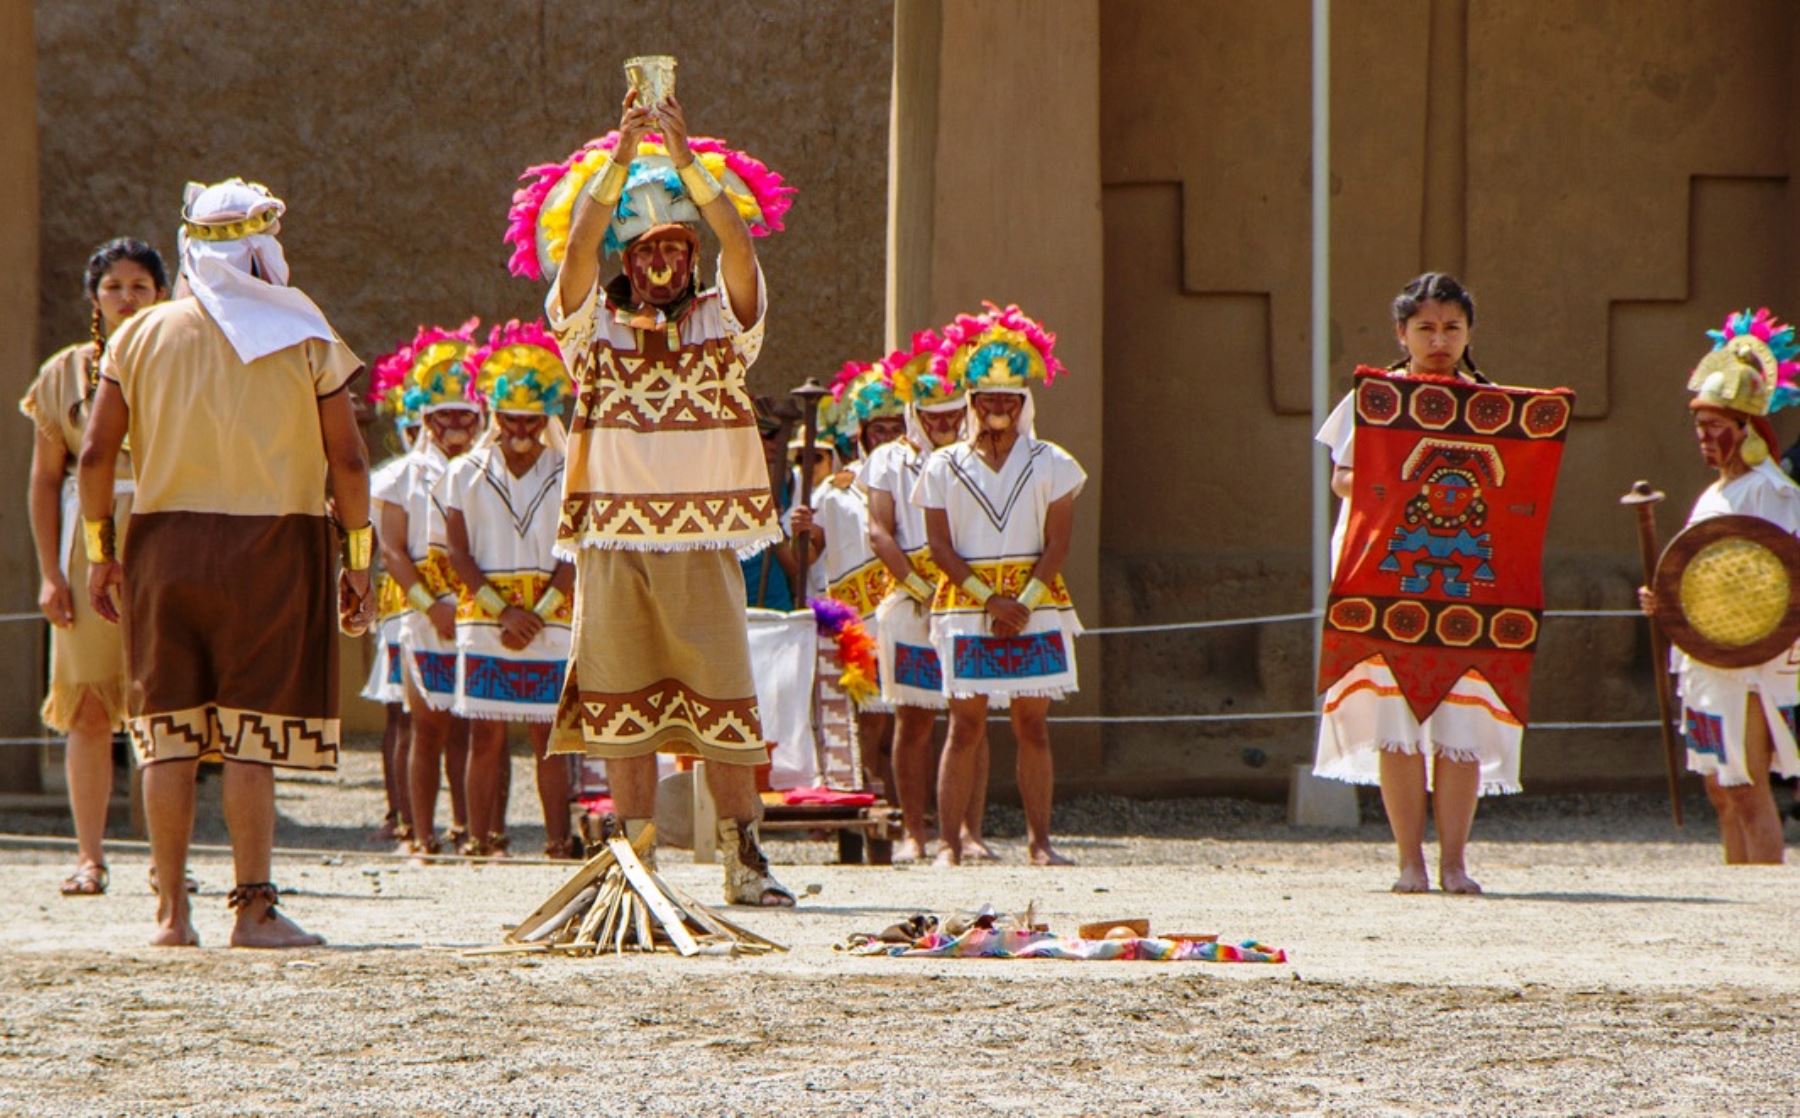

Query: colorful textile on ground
[811,597,879,704]
[850,928,1287,964]
[505,132,795,279]
[1317,367,1574,723]
[470,319,569,416]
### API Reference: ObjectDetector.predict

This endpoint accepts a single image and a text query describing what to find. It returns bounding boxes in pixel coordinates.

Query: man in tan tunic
[540,92,794,905]
[78,179,372,947]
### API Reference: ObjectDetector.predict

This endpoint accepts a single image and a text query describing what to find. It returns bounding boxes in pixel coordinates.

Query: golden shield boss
[1653,515,1800,668]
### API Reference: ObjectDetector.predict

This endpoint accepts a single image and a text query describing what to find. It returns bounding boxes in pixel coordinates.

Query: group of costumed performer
[21,238,172,898]
[77,178,373,947]
[440,321,578,859]
[505,88,799,904]
[361,358,422,846]
[912,305,1086,866]
[1314,272,1574,895]
[372,322,482,856]
[1640,308,1800,865]
[788,359,909,798]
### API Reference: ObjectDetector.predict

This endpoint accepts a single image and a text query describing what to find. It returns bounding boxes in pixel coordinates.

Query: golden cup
[625,55,678,111]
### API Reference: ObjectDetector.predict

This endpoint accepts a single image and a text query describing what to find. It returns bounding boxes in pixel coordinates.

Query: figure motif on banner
[1314,273,1574,895]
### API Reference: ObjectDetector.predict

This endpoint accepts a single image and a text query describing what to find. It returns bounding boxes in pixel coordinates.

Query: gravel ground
[1,744,1797,1116]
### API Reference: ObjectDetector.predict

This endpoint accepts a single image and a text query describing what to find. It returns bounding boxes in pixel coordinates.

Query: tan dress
[101,297,360,769]
[17,342,133,731]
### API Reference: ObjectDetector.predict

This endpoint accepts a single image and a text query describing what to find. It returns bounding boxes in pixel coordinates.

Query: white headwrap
[178,178,336,363]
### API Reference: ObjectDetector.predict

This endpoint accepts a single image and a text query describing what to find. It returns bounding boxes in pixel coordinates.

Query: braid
[85,304,105,402]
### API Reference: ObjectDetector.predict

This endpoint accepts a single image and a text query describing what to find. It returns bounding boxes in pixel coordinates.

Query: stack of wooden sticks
[471,822,786,958]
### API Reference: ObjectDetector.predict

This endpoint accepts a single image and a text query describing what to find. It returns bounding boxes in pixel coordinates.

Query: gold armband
[960,575,994,607]
[1018,577,1052,611]
[406,582,438,613]
[343,524,373,571]
[675,158,722,207]
[83,518,116,564]
[475,585,509,618]
[901,571,935,604]
[585,157,630,208]
[533,586,566,620]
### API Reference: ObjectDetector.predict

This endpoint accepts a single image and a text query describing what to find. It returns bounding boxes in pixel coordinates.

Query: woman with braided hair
[20,237,168,896]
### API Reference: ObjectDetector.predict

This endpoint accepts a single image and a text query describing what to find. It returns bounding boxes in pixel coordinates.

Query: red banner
[1318,367,1575,722]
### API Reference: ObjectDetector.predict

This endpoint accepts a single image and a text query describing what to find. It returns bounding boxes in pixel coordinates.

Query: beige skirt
[41,484,131,733]
[550,548,766,766]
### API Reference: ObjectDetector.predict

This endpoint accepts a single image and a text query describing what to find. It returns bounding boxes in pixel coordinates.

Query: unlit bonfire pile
[475,823,786,958]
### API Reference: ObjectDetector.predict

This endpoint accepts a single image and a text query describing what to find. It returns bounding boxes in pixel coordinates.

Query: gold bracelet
[475,585,509,618]
[1018,577,1052,610]
[343,525,373,571]
[82,518,115,564]
[585,157,630,208]
[675,158,722,207]
[533,586,566,619]
[960,575,994,607]
[902,571,935,604]
[406,582,438,613]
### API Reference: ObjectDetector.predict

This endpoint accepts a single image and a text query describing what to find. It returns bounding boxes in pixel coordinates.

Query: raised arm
[657,96,758,326]
[553,91,657,321]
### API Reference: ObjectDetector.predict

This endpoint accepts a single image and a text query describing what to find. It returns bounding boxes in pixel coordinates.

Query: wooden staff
[790,377,831,781]
[1620,479,1683,827]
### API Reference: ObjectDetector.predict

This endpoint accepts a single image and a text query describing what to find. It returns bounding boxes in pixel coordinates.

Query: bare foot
[148,920,200,947]
[963,836,1000,862]
[1391,866,1431,894]
[933,846,961,867]
[1439,867,1483,895]
[892,837,926,864]
[1028,845,1073,867]
[231,900,326,949]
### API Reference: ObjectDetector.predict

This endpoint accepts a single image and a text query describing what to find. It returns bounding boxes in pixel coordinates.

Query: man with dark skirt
[78,178,371,947]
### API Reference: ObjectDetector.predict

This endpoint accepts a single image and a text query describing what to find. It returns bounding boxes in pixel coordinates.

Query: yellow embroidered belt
[454,569,573,623]
[931,558,1072,613]
[375,573,406,622]
[829,559,893,618]
[416,550,462,599]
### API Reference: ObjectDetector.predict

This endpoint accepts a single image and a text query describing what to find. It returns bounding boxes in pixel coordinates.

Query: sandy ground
[2,745,1798,1116]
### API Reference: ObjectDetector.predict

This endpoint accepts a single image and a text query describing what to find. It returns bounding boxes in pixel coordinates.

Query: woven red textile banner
[1318,367,1575,722]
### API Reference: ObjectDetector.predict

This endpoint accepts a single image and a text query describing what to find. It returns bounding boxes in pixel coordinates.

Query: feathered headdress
[825,359,904,453]
[938,303,1064,392]
[471,319,570,416]
[383,318,482,414]
[885,328,962,410]
[1691,307,1800,417]
[504,132,795,281]
[368,341,419,430]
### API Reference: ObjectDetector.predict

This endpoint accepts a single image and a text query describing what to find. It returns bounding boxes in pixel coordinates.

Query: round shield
[1653,514,1800,668]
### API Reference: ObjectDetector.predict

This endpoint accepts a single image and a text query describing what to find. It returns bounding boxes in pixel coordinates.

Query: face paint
[861,416,905,453]
[425,408,481,455]
[626,237,693,307]
[919,406,964,448]
[497,414,548,458]
[1693,408,1744,470]
[972,392,1022,433]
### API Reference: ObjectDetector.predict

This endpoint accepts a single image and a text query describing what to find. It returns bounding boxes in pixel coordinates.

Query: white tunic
[391,440,461,710]
[1673,460,1800,786]
[812,462,893,712]
[911,436,1085,702]
[360,453,412,705]
[436,443,571,723]
[865,438,948,708]
[1312,390,1524,795]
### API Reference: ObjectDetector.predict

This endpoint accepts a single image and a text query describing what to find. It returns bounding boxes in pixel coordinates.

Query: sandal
[148,865,200,896]
[60,863,108,896]
[542,835,583,861]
